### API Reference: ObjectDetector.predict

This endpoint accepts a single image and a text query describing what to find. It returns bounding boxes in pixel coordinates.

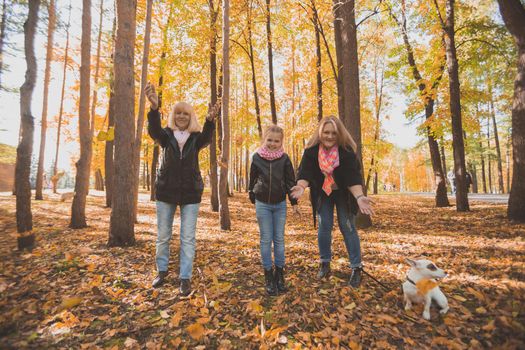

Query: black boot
[274,266,287,293]
[180,279,192,297]
[349,267,363,288]
[152,271,168,288]
[317,262,331,279]
[264,268,277,296]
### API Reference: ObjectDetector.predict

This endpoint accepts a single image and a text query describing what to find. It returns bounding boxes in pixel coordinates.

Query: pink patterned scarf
[318,145,339,195]
[257,146,284,161]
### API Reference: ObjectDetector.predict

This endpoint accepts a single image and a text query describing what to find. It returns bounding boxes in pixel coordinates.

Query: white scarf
[173,130,190,150]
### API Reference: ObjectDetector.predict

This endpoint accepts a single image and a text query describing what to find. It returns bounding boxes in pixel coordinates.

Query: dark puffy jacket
[297,144,362,223]
[148,108,214,205]
[249,153,298,205]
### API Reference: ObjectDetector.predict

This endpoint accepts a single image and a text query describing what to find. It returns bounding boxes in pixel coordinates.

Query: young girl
[291,116,374,288]
[145,82,220,296]
[249,125,299,296]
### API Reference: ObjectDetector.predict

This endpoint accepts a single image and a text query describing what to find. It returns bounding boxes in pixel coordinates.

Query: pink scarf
[318,145,339,195]
[257,146,284,161]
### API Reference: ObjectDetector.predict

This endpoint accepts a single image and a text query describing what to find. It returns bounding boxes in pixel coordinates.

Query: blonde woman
[291,116,374,288]
[145,82,220,296]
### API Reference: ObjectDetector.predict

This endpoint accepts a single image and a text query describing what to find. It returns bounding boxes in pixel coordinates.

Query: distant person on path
[447,168,456,194]
[248,125,299,296]
[290,116,374,288]
[145,82,220,296]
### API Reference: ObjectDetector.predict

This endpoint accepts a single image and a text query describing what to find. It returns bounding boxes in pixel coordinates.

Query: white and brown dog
[402,258,449,320]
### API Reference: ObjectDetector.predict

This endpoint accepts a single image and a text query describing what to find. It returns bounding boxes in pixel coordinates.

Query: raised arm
[196,101,221,150]
[145,82,168,145]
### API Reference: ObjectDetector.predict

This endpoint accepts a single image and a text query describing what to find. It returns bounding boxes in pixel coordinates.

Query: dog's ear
[406,258,417,267]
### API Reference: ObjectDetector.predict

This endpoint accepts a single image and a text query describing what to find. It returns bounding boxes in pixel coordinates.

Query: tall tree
[70,0,92,228]
[15,0,40,245]
[90,0,104,149]
[108,0,136,246]
[488,83,505,193]
[105,14,116,207]
[35,0,56,200]
[333,0,371,227]
[209,0,220,212]
[0,0,7,90]
[53,1,72,194]
[388,1,449,207]
[497,0,525,222]
[132,0,153,222]
[433,0,469,211]
[312,0,323,120]
[265,0,277,124]
[219,0,231,230]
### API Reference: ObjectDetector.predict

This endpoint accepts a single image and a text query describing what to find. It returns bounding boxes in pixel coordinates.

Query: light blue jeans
[156,201,200,279]
[255,200,287,270]
[317,191,362,268]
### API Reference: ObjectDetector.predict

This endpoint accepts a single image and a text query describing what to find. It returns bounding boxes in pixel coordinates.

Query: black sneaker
[180,279,192,297]
[349,267,363,288]
[264,268,278,296]
[274,266,287,293]
[152,271,168,288]
[317,262,331,279]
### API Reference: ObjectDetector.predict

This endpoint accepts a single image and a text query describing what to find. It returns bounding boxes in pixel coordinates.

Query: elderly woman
[145,82,219,296]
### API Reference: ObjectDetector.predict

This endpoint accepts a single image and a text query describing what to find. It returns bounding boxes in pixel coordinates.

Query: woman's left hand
[207,100,221,121]
[357,196,374,216]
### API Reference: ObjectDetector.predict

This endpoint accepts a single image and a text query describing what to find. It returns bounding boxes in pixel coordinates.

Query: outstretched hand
[290,185,305,200]
[357,196,374,216]
[207,100,221,121]
[145,82,159,110]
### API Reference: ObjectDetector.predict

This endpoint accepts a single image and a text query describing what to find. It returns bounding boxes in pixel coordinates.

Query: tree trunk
[373,170,378,195]
[0,0,7,90]
[487,117,492,193]
[219,0,231,230]
[209,0,219,212]
[489,87,505,193]
[35,0,55,200]
[497,0,525,222]
[132,0,153,222]
[150,6,173,202]
[53,2,72,194]
[105,14,116,208]
[333,0,371,227]
[313,4,323,121]
[15,0,39,241]
[90,0,104,136]
[108,0,136,246]
[70,0,93,228]
[506,132,511,193]
[265,0,277,124]
[391,1,449,207]
[247,1,262,137]
[438,0,469,211]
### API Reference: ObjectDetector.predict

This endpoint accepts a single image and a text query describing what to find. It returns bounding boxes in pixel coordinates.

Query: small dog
[402,258,449,320]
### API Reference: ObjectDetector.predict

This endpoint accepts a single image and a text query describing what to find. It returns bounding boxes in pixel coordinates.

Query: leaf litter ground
[0,192,523,349]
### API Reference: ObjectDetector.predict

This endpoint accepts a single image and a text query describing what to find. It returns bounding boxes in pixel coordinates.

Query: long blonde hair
[167,102,202,132]
[306,115,357,152]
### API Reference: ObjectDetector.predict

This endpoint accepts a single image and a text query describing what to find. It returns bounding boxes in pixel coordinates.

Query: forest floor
[0,191,524,349]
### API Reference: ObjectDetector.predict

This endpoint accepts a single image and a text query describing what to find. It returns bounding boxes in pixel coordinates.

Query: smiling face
[264,131,283,151]
[173,103,192,130]
[320,121,338,149]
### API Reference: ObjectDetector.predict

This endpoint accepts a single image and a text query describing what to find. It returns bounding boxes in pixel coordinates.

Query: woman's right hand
[290,185,305,200]
[145,82,159,110]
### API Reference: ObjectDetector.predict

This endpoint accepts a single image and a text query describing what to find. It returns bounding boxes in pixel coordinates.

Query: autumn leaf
[415,278,439,296]
[60,297,82,310]
[186,323,205,340]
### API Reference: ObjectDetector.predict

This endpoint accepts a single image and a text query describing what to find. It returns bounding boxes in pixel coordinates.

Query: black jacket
[249,153,298,205]
[297,144,363,224]
[148,108,214,205]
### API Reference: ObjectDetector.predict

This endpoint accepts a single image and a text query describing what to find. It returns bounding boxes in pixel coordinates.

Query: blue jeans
[156,201,200,279]
[317,191,362,268]
[255,200,287,270]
